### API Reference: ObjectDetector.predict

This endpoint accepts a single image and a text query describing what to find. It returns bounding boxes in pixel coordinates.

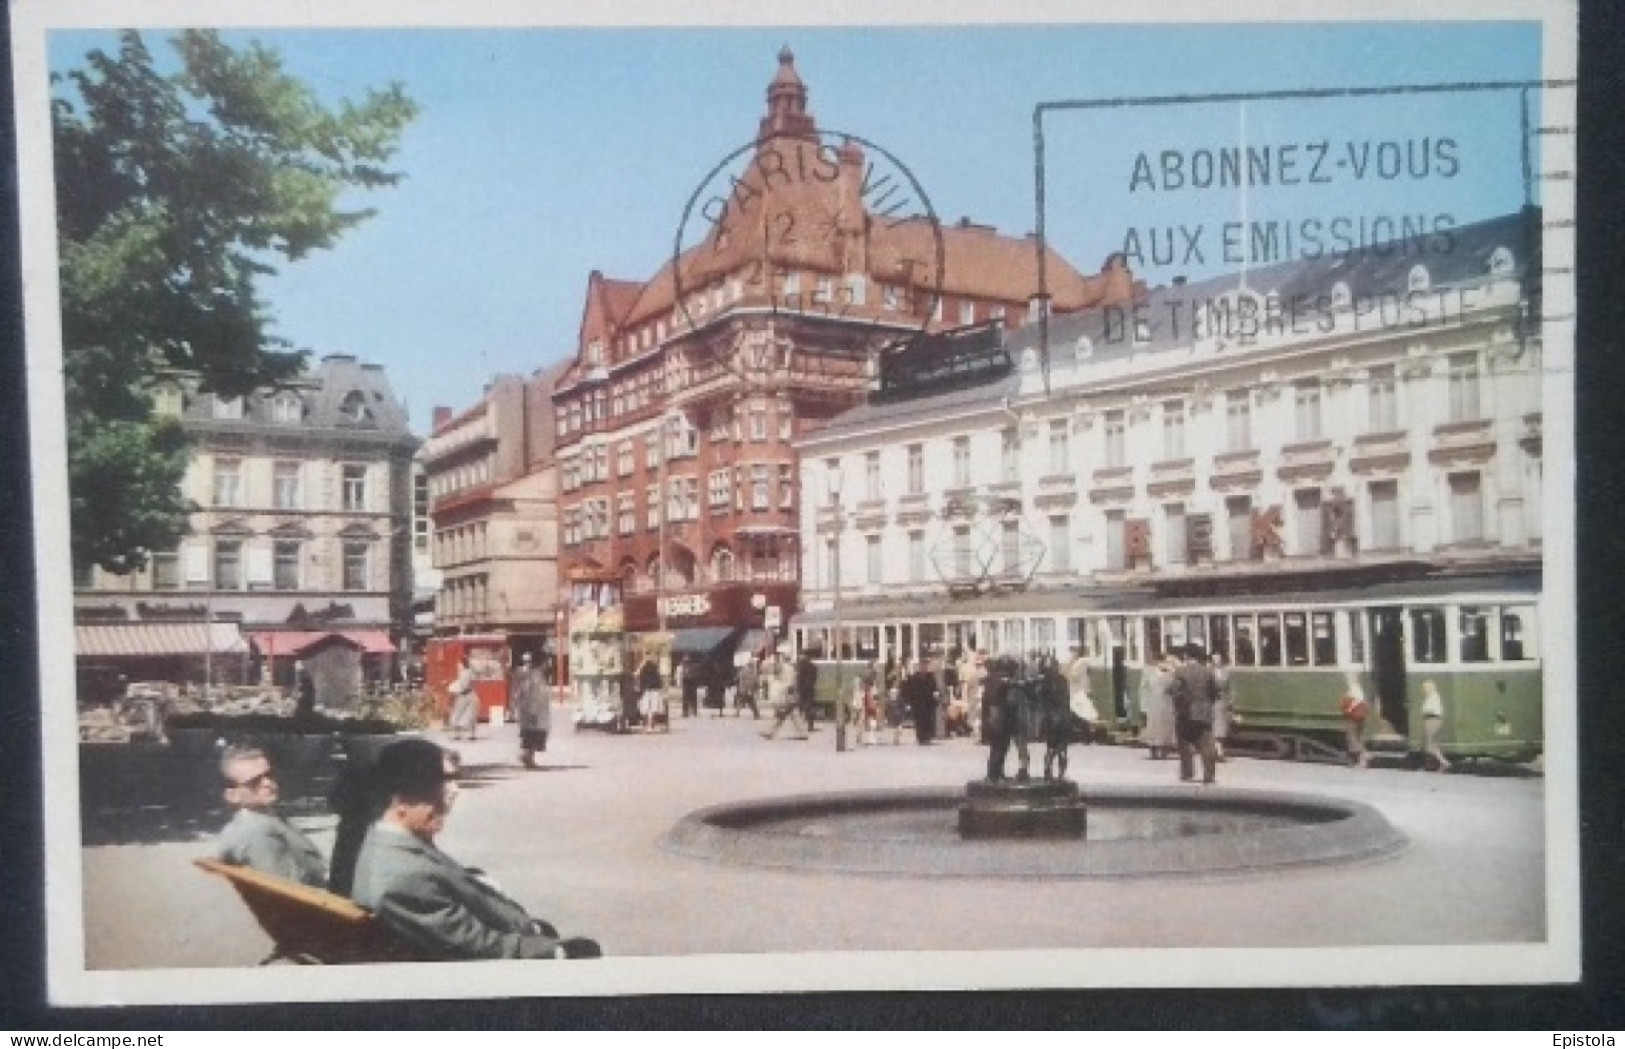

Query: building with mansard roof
[792,211,1544,702]
[551,47,1133,660]
[74,353,419,704]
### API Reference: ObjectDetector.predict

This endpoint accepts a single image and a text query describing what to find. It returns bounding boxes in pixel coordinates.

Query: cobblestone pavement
[80,704,1551,974]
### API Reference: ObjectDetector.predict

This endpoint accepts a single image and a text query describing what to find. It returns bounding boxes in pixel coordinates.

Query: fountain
[660,663,1407,879]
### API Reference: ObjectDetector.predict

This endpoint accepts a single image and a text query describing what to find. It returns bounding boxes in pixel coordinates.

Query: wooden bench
[194,858,425,965]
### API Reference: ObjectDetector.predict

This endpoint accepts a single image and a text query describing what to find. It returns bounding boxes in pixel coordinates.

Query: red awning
[249,630,397,657]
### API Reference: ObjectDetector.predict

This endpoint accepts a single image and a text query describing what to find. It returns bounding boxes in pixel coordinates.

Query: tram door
[1369,607,1408,735]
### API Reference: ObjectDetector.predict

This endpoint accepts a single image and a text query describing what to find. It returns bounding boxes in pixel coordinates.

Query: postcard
[10,0,1578,1007]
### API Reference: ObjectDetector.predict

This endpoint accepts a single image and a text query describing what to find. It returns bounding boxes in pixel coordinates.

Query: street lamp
[828,468,846,753]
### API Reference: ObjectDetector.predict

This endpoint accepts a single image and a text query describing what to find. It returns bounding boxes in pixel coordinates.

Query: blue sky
[47,22,1541,432]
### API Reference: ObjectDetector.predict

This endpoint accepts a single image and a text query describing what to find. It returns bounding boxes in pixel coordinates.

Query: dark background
[2,2,1621,1029]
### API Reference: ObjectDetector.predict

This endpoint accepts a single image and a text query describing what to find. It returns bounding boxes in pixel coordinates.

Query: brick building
[552,48,1132,656]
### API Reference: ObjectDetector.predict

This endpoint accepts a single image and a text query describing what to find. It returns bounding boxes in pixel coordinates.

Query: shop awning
[76,622,247,658]
[248,629,397,657]
[668,626,743,657]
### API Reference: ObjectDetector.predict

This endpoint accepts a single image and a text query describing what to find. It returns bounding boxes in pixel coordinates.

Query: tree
[53,30,417,573]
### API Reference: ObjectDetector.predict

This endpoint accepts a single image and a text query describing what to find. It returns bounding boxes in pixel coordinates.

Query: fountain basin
[660,785,1407,879]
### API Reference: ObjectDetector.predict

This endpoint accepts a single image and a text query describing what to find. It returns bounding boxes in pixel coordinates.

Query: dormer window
[1489,246,1515,278]
[151,383,183,418]
[586,339,604,366]
[1407,264,1431,292]
[341,390,374,425]
[212,395,243,420]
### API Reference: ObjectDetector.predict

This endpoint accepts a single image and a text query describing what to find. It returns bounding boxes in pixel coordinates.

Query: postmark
[671,124,946,384]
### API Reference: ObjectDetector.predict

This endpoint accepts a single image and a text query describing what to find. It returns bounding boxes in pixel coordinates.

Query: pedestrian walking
[1420,679,1452,772]
[679,655,700,718]
[735,657,761,719]
[636,652,666,733]
[901,659,939,746]
[1340,672,1371,768]
[760,653,806,740]
[511,652,550,769]
[794,650,819,732]
[1170,643,1219,784]
[448,655,479,741]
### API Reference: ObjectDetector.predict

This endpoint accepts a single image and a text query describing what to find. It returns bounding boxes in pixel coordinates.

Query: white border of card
[14,0,1578,1006]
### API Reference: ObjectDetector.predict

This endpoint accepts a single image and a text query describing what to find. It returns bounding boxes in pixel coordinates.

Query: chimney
[432,406,453,430]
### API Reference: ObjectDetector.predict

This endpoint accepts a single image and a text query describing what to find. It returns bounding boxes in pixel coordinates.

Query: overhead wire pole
[1030,78,1573,384]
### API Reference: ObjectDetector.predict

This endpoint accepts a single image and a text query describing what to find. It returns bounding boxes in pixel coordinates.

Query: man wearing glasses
[208,744,327,888]
[350,738,600,960]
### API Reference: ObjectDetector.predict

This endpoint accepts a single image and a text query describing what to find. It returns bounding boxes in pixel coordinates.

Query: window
[1048,420,1070,475]
[1448,352,1482,422]
[617,441,633,477]
[953,524,974,577]
[618,494,635,535]
[646,484,660,529]
[908,531,926,582]
[959,300,976,326]
[212,459,242,508]
[1294,382,1323,440]
[848,275,867,306]
[1295,489,1322,555]
[1368,365,1398,431]
[273,541,300,590]
[1104,411,1126,467]
[340,390,372,425]
[1500,605,1537,661]
[1162,401,1186,460]
[749,411,768,441]
[342,465,368,512]
[1002,520,1021,576]
[779,408,793,440]
[1257,613,1283,665]
[214,540,242,590]
[906,444,924,494]
[1226,391,1252,451]
[751,466,770,510]
[708,470,730,509]
[712,547,735,583]
[1105,510,1126,570]
[343,541,369,590]
[883,284,900,311]
[1164,503,1186,565]
[1450,472,1483,543]
[271,393,301,423]
[1411,608,1447,663]
[1226,495,1252,561]
[1232,615,1257,666]
[212,395,243,420]
[778,464,794,509]
[1459,606,1492,663]
[150,551,179,590]
[1370,480,1400,549]
[1284,612,1309,665]
[865,451,882,501]
[952,437,972,487]
[866,535,883,584]
[1000,428,1020,482]
[273,462,301,510]
[152,384,183,418]
[1049,515,1070,573]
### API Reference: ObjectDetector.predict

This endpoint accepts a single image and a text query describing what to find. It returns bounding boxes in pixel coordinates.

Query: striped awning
[76,622,248,659]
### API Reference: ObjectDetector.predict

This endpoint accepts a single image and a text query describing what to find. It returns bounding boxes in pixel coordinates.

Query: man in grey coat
[208,745,327,888]
[1169,643,1220,785]
[350,739,600,960]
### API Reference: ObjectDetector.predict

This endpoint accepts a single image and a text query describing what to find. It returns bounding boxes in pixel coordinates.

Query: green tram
[792,568,1542,766]
[1081,571,1543,766]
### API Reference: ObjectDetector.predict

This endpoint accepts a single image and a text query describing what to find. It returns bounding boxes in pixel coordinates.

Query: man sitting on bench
[350,738,600,960]
[208,745,327,889]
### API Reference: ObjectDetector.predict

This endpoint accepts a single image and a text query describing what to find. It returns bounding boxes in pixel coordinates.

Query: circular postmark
[671,129,946,383]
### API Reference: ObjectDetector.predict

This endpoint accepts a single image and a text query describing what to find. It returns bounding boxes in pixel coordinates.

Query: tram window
[1031,618,1056,655]
[1500,606,1536,661]
[1311,612,1337,666]
[1233,616,1258,666]
[1208,615,1231,662]
[1459,606,1491,663]
[1284,612,1309,665]
[1003,620,1025,655]
[1187,615,1207,651]
[1258,614,1283,666]
[1138,618,1157,660]
[1349,612,1366,664]
[1411,608,1448,663]
[1067,618,1088,658]
[981,620,998,655]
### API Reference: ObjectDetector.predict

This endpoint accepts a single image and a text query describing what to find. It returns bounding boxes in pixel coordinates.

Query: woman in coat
[512,652,550,769]
[1139,653,1177,759]
[448,656,479,741]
